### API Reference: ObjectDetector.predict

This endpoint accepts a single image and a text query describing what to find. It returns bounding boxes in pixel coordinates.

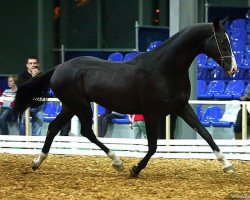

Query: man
[17,56,44,136]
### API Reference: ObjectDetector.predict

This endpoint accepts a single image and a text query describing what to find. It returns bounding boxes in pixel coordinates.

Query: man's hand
[31,68,40,77]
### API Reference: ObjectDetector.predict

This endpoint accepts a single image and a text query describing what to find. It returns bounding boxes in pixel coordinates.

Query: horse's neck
[144,23,212,75]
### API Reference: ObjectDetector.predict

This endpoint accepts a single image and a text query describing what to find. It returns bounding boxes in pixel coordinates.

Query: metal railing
[0,97,249,141]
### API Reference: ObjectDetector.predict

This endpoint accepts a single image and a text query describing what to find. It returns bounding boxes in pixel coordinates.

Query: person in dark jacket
[17,56,44,136]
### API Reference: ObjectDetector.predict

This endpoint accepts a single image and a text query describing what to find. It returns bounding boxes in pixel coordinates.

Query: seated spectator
[0,75,18,135]
[129,114,147,139]
[98,110,126,137]
[234,91,250,139]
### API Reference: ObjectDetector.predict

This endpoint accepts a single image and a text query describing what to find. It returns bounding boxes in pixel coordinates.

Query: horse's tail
[13,67,56,118]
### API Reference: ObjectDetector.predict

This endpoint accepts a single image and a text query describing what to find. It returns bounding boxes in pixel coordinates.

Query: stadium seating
[200,106,222,126]
[146,40,162,51]
[112,115,130,124]
[43,102,57,123]
[229,19,246,32]
[98,105,106,116]
[197,54,207,67]
[198,80,225,99]
[197,67,207,80]
[244,82,250,95]
[108,52,123,61]
[197,80,206,99]
[206,58,220,69]
[123,52,140,61]
[214,80,244,99]
[207,68,225,81]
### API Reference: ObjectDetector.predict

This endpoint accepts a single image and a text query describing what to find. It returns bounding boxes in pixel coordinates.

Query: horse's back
[51,56,141,113]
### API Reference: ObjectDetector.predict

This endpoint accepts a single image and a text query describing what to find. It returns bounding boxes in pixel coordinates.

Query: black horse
[14,18,237,176]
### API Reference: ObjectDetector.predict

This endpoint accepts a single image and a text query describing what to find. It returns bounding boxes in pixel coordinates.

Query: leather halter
[212,27,234,66]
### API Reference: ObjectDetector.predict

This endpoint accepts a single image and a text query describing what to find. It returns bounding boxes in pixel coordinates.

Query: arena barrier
[0,97,250,160]
[0,136,249,160]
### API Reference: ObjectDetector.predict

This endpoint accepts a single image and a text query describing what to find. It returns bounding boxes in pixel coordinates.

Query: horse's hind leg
[67,98,124,172]
[178,103,235,173]
[32,105,74,170]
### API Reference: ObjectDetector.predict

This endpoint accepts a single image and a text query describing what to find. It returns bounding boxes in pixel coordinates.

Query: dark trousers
[60,121,71,136]
[234,108,250,134]
[158,114,177,139]
[0,107,14,135]
[98,112,126,137]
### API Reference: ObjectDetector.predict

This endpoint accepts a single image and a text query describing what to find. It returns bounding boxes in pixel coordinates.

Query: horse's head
[203,17,237,76]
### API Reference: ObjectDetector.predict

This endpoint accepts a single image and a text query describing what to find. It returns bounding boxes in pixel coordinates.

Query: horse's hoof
[32,161,39,171]
[223,165,236,173]
[112,162,124,172]
[130,165,139,177]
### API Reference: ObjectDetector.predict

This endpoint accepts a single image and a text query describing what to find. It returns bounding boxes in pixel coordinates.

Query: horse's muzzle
[227,66,237,76]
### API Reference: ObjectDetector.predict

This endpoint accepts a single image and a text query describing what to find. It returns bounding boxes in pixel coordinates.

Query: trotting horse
[14,18,237,177]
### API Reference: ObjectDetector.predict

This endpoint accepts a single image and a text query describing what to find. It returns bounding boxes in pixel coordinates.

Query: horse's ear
[221,16,229,26]
[213,18,220,30]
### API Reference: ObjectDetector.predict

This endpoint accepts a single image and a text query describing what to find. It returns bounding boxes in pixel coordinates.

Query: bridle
[212,27,234,66]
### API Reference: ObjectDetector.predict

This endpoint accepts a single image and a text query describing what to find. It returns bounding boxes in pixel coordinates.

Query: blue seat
[123,52,140,61]
[201,106,222,127]
[112,115,130,124]
[245,45,250,53]
[108,52,123,61]
[246,20,250,32]
[212,120,232,127]
[43,102,57,122]
[198,80,225,99]
[56,104,62,115]
[196,105,202,121]
[243,82,250,95]
[205,58,219,69]
[197,54,207,67]
[200,106,231,127]
[207,68,225,81]
[214,80,244,99]
[232,41,245,54]
[197,80,206,99]
[197,67,207,80]
[242,54,250,69]
[146,41,162,51]
[234,53,244,68]
[230,29,247,43]
[229,19,246,31]
[98,105,106,116]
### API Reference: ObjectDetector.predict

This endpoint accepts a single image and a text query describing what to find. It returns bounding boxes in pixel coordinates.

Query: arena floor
[0,154,249,200]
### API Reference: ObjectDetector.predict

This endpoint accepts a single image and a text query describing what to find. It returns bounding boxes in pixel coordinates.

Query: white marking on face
[225,33,237,71]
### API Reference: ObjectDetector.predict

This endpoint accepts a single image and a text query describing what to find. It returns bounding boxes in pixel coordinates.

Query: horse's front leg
[178,103,235,173]
[32,107,73,170]
[130,116,158,177]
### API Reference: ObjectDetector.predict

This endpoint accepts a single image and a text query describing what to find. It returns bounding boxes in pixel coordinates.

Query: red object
[130,114,144,123]
[10,101,14,107]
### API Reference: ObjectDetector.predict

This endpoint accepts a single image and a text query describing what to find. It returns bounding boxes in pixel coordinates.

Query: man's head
[26,56,39,75]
